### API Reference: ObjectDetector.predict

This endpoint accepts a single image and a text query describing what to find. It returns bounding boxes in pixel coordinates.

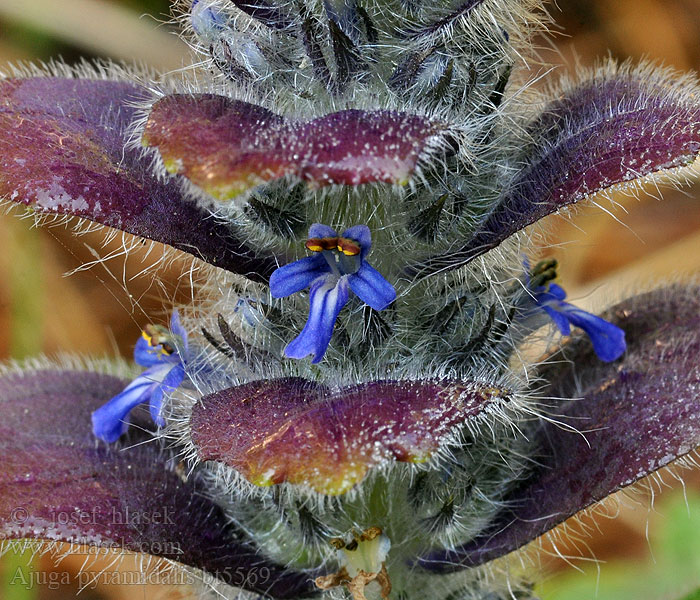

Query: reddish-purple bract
[419,284,700,570]
[0,369,317,598]
[190,377,509,494]
[0,77,275,279]
[143,94,446,200]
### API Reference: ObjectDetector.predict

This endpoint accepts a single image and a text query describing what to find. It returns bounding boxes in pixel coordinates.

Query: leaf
[418,283,700,571]
[412,63,700,277]
[190,377,511,495]
[229,0,295,30]
[0,76,275,280]
[401,0,486,38]
[143,94,446,201]
[327,16,363,92]
[299,6,332,87]
[0,369,317,598]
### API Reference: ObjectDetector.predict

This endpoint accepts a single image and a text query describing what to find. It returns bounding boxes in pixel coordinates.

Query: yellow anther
[305,241,325,252]
[142,324,175,355]
[306,236,339,253]
[337,237,361,256]
[330,537,346,550]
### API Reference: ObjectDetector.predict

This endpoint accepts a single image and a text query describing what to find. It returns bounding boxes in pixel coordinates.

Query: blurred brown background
[0,0,699,598]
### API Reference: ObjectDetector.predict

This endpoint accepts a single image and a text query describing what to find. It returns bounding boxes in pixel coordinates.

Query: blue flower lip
[270,224,396,363]
[92,311,189,443]
[526,260,627,363]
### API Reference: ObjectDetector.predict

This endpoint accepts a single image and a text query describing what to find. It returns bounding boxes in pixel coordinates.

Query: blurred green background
[1,0,700,598]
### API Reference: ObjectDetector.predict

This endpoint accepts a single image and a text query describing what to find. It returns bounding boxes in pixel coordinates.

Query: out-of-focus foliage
[538,491,700,600]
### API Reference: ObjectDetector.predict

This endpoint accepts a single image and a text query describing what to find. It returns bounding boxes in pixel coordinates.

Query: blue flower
[532,279,626,363]
[190,0,226,41]
[92,312,189,442]
[270,224,396,363]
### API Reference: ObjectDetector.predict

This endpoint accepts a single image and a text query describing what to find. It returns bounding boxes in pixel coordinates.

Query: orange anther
[142,324,175,355]
[337,237,361,256]
[306,237,339,252]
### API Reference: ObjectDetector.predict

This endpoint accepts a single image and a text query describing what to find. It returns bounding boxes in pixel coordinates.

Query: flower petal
[269,254,328,297]
[340,224,372,257]
[133,335,165,367]
[308,223,339,239]
[147,363,186,427]
[159,361,186,391]
[348,263,397,311]
[562,306,626,362]
[91,378,154,442]
[546,283,568,301]
[143,94,445,200]
[170,310,189,355]
[542,304,572,336]
[411,63,700,276]
[190,378,510,495]
[285,276,350,363]
[92,362,174,441]
[418,284,700,571]
[0,369,315,597]
[148,385,166,427]
[0,77,275,280]
[190,0,226,40]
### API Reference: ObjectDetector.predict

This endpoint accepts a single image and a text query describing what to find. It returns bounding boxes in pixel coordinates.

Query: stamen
[529,258,558,288]
[337,237,361,256]
[142,324,175,355]
[306,236,361,256]
[306,236,339,252]
[315,527,392,600]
